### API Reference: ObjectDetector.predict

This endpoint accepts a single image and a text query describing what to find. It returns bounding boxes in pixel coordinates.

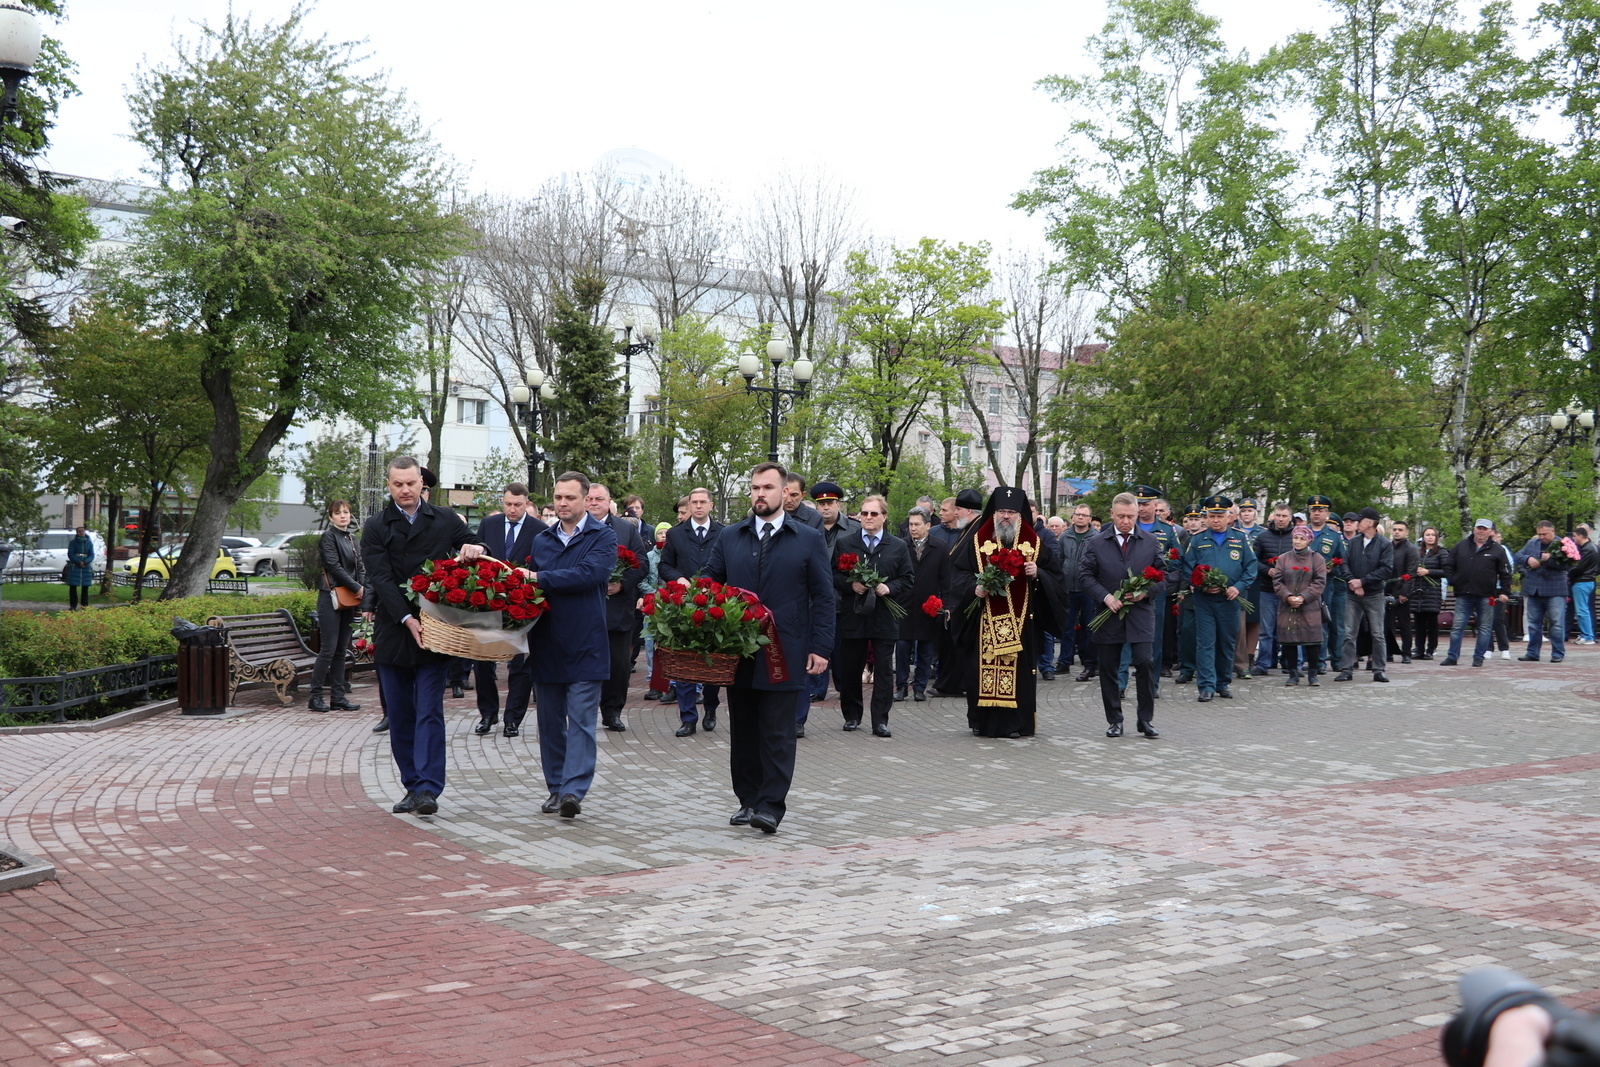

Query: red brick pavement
[0,711,872,1067]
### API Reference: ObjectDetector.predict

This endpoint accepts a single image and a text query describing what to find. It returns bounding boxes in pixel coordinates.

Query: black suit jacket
[361,499,482,667]
[1080,524,1167,644]
[832,528,914,641]
[659,518,724,584]
[896,536,949,642]
[603,515,648,632]
[477,512,547,568]
[705,514,835,691]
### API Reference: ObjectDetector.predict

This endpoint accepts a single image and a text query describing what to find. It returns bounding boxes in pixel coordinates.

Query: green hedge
[0,592,318,678]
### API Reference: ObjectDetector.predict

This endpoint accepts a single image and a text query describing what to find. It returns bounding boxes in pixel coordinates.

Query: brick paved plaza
[2,652,1597,1066]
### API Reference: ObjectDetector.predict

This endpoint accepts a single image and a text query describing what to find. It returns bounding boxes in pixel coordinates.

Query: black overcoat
[831,528,914,641]
[362,499,482,668]
[1079,524,1168,645]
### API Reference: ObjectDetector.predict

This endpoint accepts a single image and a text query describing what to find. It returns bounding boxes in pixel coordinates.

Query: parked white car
[231,531,311,576]
[2,529,107,581]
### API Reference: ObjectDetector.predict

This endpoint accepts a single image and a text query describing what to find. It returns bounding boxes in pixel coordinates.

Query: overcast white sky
[47,0,1355,254]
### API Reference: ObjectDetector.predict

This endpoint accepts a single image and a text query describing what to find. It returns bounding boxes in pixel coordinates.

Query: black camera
[1443,967,1600,1067]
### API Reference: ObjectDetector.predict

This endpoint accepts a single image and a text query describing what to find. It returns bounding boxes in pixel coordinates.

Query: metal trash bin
[171,617,229,716]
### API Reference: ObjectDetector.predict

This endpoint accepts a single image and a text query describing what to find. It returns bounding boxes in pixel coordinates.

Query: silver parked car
[231,531,310,576]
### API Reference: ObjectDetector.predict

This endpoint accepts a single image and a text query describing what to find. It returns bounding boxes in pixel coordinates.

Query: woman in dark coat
[1271,525,1327,686]
[65,526,96,610]
[310,500,365,712]
[1409,526,1447,659]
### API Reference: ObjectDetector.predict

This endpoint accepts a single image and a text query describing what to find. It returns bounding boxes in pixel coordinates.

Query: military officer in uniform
[1306,496,1348,672]
[1174,503,1204,684]
[1232,497,1265,679]
[1179,495,1258,701]
[1117,485,1180,695]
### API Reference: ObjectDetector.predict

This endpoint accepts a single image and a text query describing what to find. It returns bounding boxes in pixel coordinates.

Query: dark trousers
[1492,600,1512,651]
[895,638,935,692]
[1097,641,1153,727]
[1414,612,1439,655]
[1386,602,1413,659]
[1061,590,1096,669]
[600,628,632,718]
[310,593,354,697]
[932,624,963,693]
[68,584,91,610]
[727,686,799,824]
[837,637,894,728]
[378,661,448,797]
[475,654,533,728]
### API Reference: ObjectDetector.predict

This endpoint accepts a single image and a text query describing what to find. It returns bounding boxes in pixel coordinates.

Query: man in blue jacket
[704,462,835,834]
[525,471,616,819]
[1515,520,1571,663]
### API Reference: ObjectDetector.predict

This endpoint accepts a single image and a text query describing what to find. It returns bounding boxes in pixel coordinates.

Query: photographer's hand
[1482,1003,1552,1067]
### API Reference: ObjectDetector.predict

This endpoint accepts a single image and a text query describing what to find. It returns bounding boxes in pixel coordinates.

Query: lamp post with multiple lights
[511,366,556,496]
[1549,403,1597,535]
[738,336,813,465]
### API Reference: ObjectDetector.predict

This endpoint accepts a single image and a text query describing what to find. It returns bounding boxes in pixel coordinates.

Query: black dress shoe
[330,699,361,711]
[413,791,438,816]
[559,794,581,818]
[795,724,806,738]
[729,807,752,826]
[1138,723,1160,738]
[540,793,561,814]
[913,689,926,701]
[872,724,891,738]
[1105,723,1123,737]
[450,684,465,699]
[503,725,520,738]
[474,717,498,735]
[1175,672,1193,684]
[1441,657,1458,666]
[372,716,389,733]
[659,688,678,703]
[643,689,662,701]
[602,716,627,732]
[1400,655,1411,664]
[749,811,778,834]
[308,695,330,712]
[842,720,860,731]
[894,687,909,701]
[1216,687,1232,699]
[1307,673,1321,686]
[392,790,419,813]
[675,723,696,737]
[1373,671,1390,683]
[702,709,717,731]
[1335,669,1354,682]
[1198,689,1214,702]
[1075,669,1097,682]
[1041,670,1056,681]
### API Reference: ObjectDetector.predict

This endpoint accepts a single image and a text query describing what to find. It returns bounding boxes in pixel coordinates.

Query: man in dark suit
[361,455,485,816]
[704,462,835,834]
[1080,491,1167,738]
[831,494,914,736]
[471,483,546,738]
[526,471,615,818]
[783,473,825,529]
[895,506,948,701]
[930,487,985,697]
[1337,506,1394,683]
[659,486,724,736]
[806,480,859,710]
[586,483,647,732]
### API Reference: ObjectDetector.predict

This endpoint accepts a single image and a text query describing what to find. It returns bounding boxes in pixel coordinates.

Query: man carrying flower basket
[524,471,617,819]
[702,462,835,835]
[361,455,486,818]
[1081,492,1170,737]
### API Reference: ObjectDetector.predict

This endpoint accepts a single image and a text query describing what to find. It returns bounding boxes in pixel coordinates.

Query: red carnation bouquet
[1089,565,1167,630]
[407,556,547,657]
[965,546,1028,617]
[642,578,771,661]
[1190,563,1254,612]
[611,545,640,585]
[922,595,944,618]
[837,551,906,617]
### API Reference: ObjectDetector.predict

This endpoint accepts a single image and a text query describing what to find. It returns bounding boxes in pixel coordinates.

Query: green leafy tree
[291,428,366,515]
[1048,295,1433,507]
[546,270,627,487]
[645,315,764,511]
[832,238,1005,496]
[120,6,467,598]
[466,447,530,513]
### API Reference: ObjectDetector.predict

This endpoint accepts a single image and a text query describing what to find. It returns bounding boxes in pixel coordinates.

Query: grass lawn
[1,582,141,607]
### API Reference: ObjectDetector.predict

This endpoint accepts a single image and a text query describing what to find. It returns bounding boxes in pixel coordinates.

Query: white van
[2,529,108,581]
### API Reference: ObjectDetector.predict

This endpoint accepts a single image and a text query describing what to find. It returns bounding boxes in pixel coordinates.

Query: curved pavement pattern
[2,653,1598,1066]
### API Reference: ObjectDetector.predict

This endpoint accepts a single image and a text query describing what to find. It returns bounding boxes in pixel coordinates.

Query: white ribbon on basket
[416,597,538,657]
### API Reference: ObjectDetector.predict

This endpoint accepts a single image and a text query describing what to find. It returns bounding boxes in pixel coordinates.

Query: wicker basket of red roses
[642,578,771,684]
[406,556,547,661]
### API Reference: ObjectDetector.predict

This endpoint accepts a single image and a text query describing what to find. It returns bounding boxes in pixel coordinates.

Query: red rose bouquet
[642,578,771,661]
[611,545,640,584]
[352,616,375,657]
[1089,565,1168,630]
[837,551,906,617]
[965,546,1028,617]
[1189,563,1254,612]
[922,595,944,618]
[406,556,547,658]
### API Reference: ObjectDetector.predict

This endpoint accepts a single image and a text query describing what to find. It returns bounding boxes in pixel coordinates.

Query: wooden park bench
[205,609,317,706]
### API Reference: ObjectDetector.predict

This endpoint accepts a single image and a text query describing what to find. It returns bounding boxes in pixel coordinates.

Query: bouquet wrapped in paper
[406,557,547,660]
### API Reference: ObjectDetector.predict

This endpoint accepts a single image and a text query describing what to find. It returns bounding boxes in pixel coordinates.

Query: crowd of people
[326,457,1598,832]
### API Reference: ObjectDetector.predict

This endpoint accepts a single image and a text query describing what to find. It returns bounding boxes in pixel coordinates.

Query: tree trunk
[98,493,122,597]
[1449,331,1475,537]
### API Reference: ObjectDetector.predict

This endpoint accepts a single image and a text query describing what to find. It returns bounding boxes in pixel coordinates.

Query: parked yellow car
[120,547,238,586]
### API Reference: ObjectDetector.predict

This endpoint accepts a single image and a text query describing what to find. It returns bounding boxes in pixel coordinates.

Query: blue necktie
[504,521,517,561]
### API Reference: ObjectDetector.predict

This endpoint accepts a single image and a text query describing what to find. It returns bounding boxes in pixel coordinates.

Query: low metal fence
[0,655,178,724]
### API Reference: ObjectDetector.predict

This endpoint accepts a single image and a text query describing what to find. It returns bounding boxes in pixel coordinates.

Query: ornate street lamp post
[511,366,556,497]
[738,336,813,465]
[1549,403,1596,535]
[0,4,41,126]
